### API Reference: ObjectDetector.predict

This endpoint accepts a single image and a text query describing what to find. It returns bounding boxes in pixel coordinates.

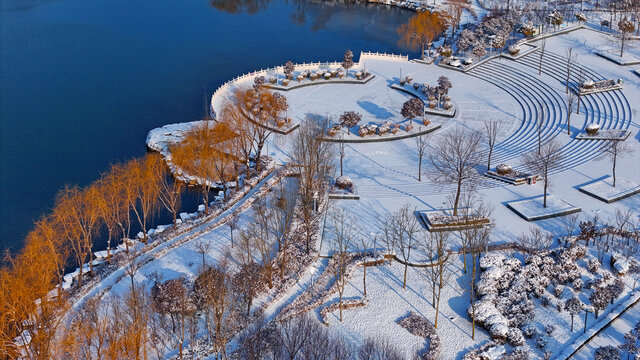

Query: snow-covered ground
[127,26,639,359]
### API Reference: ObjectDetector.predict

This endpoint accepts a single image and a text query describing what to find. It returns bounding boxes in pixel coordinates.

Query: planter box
[506,195,581,221]
[419,209,491,232]
[484,170,538,185]
[578,178,640,203]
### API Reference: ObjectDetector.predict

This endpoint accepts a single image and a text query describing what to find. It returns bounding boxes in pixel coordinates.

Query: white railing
[210,53,406,115]
[360,51,409,61]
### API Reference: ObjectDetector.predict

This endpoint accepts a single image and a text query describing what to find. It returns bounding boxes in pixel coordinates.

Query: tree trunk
[418,156,422,182]
[435,284,442,328]
[403,263,408,289]
[613,150,617,187]
[363,265,367,297]
[340,155,343,176]
[453,179,462,216]
[567,112,571,135]
[543,177,548,208]
[584,310,588,333]
[487,147,493,171]
[571,315,574,332]
[339,291,343,322]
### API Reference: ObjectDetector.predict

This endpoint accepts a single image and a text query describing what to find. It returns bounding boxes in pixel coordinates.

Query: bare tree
[330,208,357,322]
[359,233,375,297]
[603,137,632,187]
[565,48,578,94]
[381,204,421,289]
[538,38,546,75]
[193,264,233,359]
[522,139,563,207]
[338,141,346,177]
[422,230,450,328]
[227,214,239,248]
[566,90,577,135]
[618,17,635,57]
[429,127,483,216]
[484,121,499,171]
[269,180,298,280]
[561,213,579,240]
[195,240,211,270]
[293,116,335,253]
[517,227,554,262]
[458,192,492,339]
[415,133,429,181]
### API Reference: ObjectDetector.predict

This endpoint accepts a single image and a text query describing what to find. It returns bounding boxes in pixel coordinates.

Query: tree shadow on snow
[357,100,394,119]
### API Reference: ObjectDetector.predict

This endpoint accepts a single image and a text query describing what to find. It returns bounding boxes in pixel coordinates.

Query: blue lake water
[0,0,414,252]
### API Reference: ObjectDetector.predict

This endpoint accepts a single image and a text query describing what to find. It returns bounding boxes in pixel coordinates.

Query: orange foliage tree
[397,11,448,59]
[172,121,238,214]
[54,184,101,287]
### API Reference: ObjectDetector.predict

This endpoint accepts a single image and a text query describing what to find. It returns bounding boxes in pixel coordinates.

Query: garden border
[321,123,441,143]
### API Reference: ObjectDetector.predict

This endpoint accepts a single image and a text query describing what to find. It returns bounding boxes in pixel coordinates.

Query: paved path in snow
[571,295,640,359]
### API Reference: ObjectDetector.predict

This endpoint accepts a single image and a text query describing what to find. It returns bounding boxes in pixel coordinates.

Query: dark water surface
[0,0,413,252]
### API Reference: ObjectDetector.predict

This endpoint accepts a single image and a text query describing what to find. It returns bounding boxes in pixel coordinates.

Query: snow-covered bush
[296,74,304,82]
[507,327,525,346]
[281,79,290,86]
[544,324,555,335]
[443,101,453,110]
[594,345,621,360]
[428,100,437,108]
[535,335,547,349]
[396,312,441,360]
[588,259,601,273]
[378,121,392,135]
[310,73,318,81]
[335,176,353,190]
[523,324,537,338]
[496,164,512,175]
[508,44,521,55]
[575,13,587,22]
[324,72,331,80]
[269,76,277,84]
[443,95,451,102]
[553,285,565,297]
[405,123,413,131]
[572,278,583,291]
[586,123,600,135]
[413,83,421,90]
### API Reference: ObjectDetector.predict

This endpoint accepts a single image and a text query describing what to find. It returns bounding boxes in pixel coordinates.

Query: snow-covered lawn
[506,195,581,221]
[124,26,640,359]
[322,258,491,360]
[579,178,640,203]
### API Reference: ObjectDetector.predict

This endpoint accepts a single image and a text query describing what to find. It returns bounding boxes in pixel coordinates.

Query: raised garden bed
[506,195,581,221]
[329,176,359,200]
[322,122,441,143]
[390,83,456,117]
[419,208,491,232]
[265,72,375,91]
[596,50,640,66]
[578,79,622,95]
[501,43,538,60]
[578,178,640,203]
[484,169,538,185]
[575,129,631,140]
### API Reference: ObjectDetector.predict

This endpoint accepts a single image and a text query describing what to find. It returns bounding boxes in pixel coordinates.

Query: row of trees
[1,78,294,358]
[0,152,180,359]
